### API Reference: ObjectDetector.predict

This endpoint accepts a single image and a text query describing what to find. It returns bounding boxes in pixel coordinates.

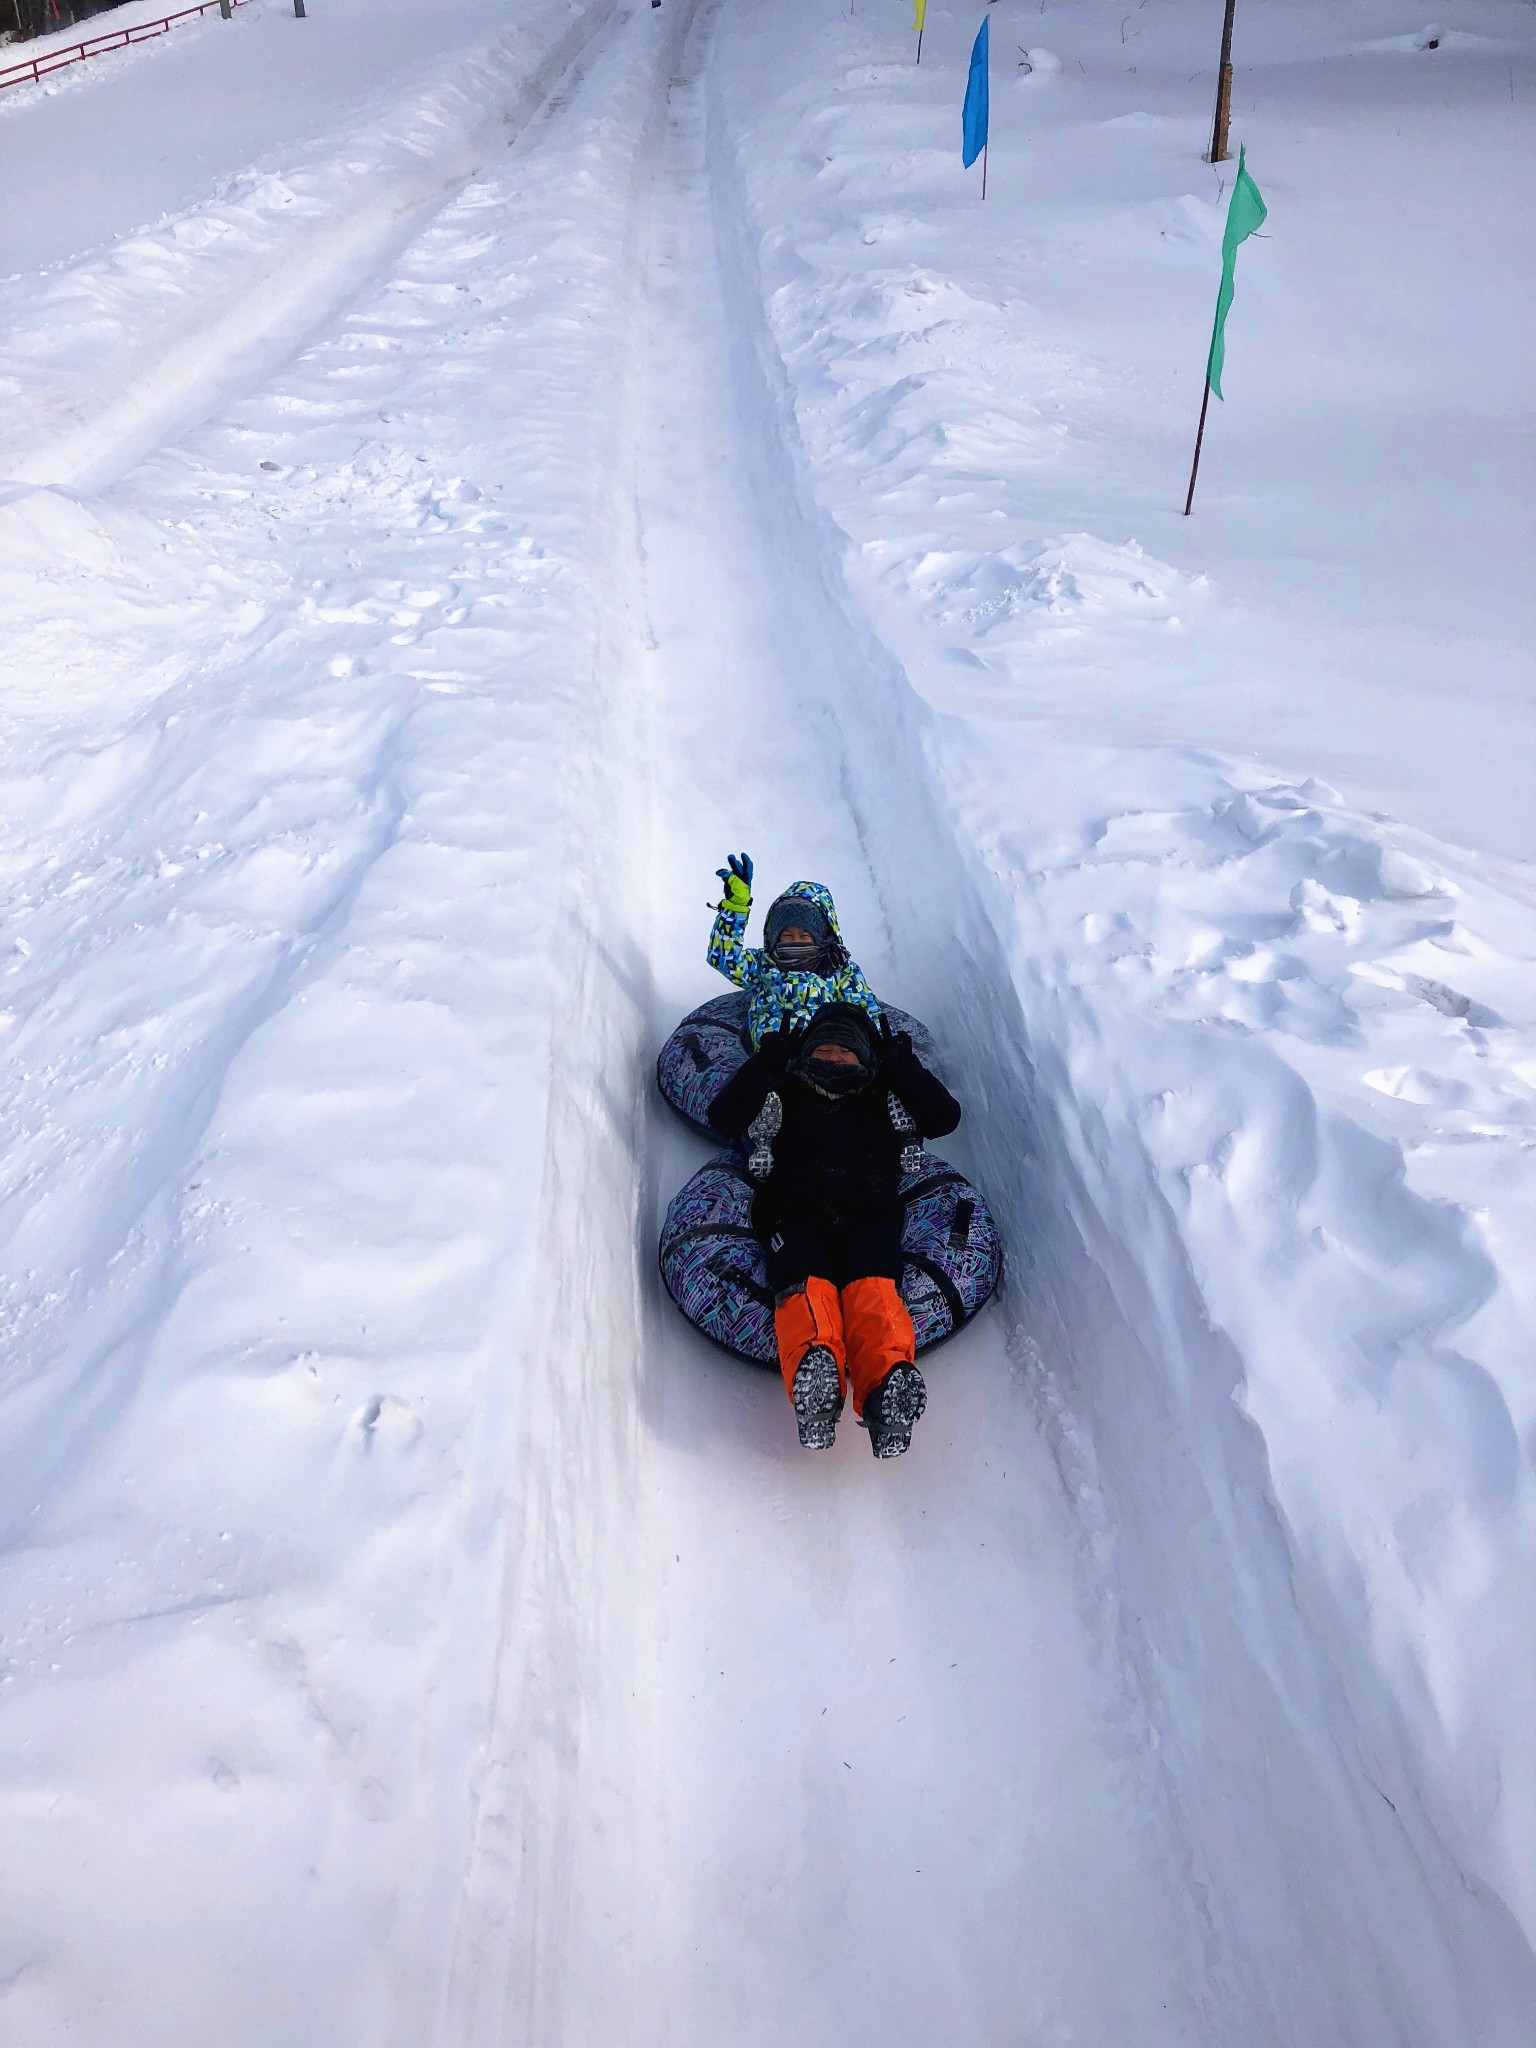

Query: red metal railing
[0,0,256,94]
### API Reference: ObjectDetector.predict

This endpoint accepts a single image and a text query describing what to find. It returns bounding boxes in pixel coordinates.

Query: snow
[1,0,537,276]
[0,0,610,488]
[0,0,1533,2041]
[711,6,1536,2002]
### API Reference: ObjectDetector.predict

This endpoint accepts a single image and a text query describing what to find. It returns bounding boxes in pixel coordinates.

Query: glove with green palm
[715,850,754,917]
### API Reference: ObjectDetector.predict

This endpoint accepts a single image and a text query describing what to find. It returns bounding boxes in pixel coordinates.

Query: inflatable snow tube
[659,1153,1002,1366]
[657,990,938,1138]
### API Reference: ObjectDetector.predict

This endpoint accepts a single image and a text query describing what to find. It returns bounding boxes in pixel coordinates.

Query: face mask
[773,939,825,972]
[796,1055,871,1097]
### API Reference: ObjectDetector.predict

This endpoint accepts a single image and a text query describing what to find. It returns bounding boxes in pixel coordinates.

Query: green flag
[1206,147,1267,398]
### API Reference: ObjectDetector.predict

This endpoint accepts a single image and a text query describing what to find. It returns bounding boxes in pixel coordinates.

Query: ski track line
[432,8,690,2043]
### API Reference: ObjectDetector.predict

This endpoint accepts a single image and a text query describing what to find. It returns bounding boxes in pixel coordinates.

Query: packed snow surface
[0,0,1532,2042]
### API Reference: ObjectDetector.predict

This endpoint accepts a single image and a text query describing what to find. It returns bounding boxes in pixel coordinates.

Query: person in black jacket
[707,1001,961,1457]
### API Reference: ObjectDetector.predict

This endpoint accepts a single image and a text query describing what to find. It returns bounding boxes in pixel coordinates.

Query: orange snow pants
[773,1274,915,1419]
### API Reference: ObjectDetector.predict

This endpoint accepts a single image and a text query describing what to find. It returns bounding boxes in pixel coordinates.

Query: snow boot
[863,1362,926,1459]
[791,1344,845,1450]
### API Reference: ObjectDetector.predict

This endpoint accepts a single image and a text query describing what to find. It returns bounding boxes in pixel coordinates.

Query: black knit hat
[799,1002,876,1068]
[764,893,834,951]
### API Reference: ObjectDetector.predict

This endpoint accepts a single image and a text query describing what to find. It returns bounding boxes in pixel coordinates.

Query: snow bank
[0,3,658,2038]
[0,0,554,275]
[0,0,615,492]
[713,0,1536,2009]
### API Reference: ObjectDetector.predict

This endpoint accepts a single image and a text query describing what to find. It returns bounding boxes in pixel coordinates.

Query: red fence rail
[0,0,256,94]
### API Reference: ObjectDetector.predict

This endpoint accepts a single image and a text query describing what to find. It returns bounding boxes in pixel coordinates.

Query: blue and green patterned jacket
[707,879,883,1049]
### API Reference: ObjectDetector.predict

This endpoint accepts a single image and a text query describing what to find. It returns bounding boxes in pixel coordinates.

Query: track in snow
[1,4,1531,2045]
[431,7,1519,2043]
[614,10,1197,2042]
[424,10,1197,2040]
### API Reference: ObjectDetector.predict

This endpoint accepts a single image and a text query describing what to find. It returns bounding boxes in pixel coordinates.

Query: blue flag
[962,17,989,169]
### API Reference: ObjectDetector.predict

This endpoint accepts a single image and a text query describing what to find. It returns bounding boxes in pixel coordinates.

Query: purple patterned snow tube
[659,1151,1002,1367]
[656,990,939,1138]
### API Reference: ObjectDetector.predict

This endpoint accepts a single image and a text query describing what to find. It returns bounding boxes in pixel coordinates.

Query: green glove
[715,851,753,916]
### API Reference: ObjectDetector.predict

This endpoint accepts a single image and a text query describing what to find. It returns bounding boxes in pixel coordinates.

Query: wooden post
[1206,0,1236,162]
[1183,376,1213,515]
[218,0,231,16]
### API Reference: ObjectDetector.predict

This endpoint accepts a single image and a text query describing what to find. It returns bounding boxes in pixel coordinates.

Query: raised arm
[706,851,754,988]
[878,1021,961,1139]
[709,1029,797,1139]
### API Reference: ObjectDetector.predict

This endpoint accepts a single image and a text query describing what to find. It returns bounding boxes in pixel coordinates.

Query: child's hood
[767,880,846,947]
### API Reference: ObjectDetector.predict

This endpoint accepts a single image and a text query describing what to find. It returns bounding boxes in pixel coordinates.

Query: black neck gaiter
[796,1058,871,1098]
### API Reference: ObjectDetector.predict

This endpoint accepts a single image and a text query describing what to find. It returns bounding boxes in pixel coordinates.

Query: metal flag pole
[1183,374,1213,515]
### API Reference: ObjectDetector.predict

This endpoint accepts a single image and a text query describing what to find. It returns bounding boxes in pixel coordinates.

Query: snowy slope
[710,0,1536,2007]
[1,0,554,276]
[1,3,652,2037]
[0,0,1532,2043]
[0,0,616,490]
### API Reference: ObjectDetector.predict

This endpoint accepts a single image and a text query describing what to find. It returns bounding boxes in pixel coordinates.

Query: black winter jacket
[707,1040,961,1222]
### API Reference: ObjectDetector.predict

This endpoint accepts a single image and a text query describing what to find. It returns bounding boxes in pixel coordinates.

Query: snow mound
[910,532,1202,639]
[1012,47,1063,83]
[0,0,610,493]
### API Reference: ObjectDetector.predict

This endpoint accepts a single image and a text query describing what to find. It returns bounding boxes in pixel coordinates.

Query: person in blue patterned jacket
[708,854,884,1050]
